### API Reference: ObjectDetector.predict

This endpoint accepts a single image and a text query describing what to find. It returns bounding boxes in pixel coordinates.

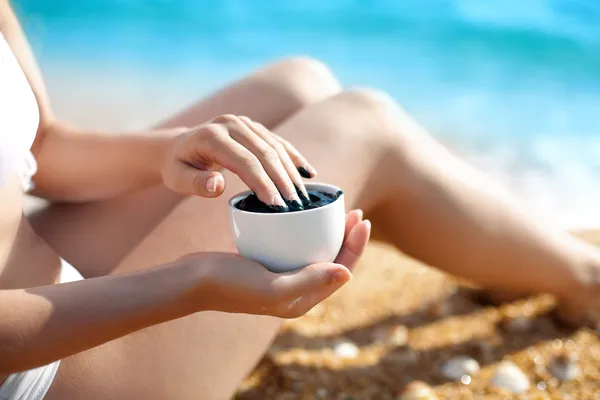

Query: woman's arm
[0,262,200,374]
[32,123,178,201]
[1,1,178,200]
[0,214,369,375]
[0,254,354,375]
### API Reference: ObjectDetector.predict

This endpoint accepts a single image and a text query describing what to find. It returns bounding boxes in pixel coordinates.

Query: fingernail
[286,192,304,211]
[329,270,350,285]
[205,175,219,193]
[297,167,313,179]
[269,194,288,212]
[268,204,288,213]
[296,184,310,199]
[273,194,287,207]
[295,185,311,207]
[356,209,364,221]
[287,199,304,212]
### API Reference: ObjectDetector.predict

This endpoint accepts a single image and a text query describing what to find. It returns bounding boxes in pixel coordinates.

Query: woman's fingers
[267,263,352,318]
[211,115,302,208]
[240,117,310,202]
[198,123,287,207]
[179,114,316,204]
[345,209,364,237]
[269,263,351,302]
[273,134,318,179]
[165,162,226,197]
[335,219,371,271]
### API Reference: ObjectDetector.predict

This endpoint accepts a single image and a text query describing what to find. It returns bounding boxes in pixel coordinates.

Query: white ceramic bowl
[229,183,346,273]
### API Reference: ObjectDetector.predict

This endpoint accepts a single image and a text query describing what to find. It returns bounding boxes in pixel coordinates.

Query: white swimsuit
[0,32,82,400]
[0,32,38,190]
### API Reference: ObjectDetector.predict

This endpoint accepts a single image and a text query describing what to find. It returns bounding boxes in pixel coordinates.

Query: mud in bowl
[229,183,346,273]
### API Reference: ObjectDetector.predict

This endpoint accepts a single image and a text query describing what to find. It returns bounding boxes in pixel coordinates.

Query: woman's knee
[335,88,429,146]
[254,56,341,108]
[326,88,420,142]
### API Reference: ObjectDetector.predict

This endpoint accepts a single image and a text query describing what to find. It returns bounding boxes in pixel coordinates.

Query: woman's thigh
[43,89,399,400]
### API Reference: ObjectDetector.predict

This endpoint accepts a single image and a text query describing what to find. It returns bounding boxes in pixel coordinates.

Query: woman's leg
[261,89,600,325]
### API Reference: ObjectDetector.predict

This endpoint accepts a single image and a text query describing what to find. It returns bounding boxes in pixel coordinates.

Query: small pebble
[490,361,530,394]
[440,356,480,381]
[333,340,360,359]
[316,388,328,399]
[397,381,438,400]
[373,324,409,346]
[460,375,471,385]
[548,353,581,381]
[536,381,547,391]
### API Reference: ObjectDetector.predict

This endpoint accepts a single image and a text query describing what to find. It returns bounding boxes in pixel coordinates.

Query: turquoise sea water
[13,0,600,228]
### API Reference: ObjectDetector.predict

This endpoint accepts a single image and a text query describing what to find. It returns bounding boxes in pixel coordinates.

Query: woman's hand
[182,210,370,318]
[162,115,318,210]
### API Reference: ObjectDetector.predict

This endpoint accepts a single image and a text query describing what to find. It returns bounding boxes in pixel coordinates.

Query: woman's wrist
[160,254,217,317]
[106,258,212,326]
[148,127,187,186]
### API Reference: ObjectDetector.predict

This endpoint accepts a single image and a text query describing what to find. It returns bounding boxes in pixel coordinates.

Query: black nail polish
[267,204,288,213]
[295,185,311,207]
[297,167,312,179]
[287,199,304,212]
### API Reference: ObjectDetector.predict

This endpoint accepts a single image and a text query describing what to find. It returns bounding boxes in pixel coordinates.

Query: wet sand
[236,233,600,399]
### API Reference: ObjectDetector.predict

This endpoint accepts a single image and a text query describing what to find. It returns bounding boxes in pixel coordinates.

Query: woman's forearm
[0,262,201,374]
[32,123,178,201]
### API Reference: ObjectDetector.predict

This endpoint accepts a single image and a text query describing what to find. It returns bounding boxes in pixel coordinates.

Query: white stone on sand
[397,381,438,400]
[373,324,409,346]
[490,361,530,394]
[440,356,480,381]
[549,353,581,381]
[333,340,360,359]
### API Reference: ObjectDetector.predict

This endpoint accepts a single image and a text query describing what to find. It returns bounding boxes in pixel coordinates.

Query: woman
[1,1,599,399]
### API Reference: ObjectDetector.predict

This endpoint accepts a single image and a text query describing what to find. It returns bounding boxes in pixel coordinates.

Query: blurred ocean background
[13,0,600,229]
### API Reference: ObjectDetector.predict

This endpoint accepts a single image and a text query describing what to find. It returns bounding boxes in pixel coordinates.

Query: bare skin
[2,1,600,399]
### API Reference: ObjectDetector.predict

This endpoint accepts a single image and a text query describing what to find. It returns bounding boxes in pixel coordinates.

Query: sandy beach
[236,233,600,399]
